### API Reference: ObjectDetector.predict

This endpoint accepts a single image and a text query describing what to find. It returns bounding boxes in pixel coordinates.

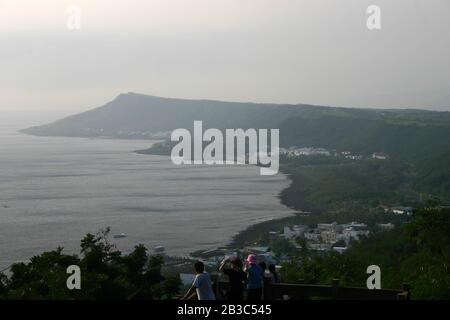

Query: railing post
[331,279,340,300]
[263,277,272,300]
[402,283,410,300]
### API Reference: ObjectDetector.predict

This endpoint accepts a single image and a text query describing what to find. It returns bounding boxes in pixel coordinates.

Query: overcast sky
[1,0,449,122]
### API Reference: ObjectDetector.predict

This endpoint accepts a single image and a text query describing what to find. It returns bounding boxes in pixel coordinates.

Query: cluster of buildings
[187,218,398,269]
[78,128,172,139]
[116,130,171,139]
[279,147,331,157]
[278,221,384,253]
[279,146,389,162]
[175,219,399,287]
[340,151,363,160]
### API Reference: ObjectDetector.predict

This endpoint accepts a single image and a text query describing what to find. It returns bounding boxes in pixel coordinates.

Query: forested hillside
[22,93,450,206]
[281,206,450,299]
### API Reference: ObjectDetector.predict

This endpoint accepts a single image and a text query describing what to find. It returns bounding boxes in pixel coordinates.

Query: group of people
[181,254,280,301]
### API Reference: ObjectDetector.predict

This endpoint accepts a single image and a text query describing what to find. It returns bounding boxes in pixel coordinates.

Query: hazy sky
[1,0,449,121]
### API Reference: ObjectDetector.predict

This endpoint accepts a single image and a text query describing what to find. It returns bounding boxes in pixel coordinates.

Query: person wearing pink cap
[244,254,264,301]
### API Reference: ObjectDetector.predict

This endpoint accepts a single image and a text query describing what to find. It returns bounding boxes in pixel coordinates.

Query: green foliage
[0,228,180,300]
[280,207,450,299]
[268,238,298,257]
[279,149,450,221]
[281,157,413,211]
[161,275,183,300]
[280,116,450,160]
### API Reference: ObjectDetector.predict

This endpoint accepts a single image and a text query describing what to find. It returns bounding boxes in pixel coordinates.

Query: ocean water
[0,124,293,269]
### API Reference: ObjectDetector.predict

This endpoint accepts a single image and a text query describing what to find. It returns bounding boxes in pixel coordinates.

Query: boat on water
[113,233,127,239]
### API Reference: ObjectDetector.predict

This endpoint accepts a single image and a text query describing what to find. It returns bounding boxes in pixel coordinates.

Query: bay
[0,124,293,270]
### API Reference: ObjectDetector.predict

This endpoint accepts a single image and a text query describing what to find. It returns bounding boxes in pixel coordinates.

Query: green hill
[22,93,450,204]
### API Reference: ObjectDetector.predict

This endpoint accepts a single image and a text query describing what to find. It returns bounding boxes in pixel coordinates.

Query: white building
[391,207,414,215]
[320,230,337,243]
[378,223,395,230]
[333,246,348,254]
[304,231,321,242]
[282,225,307,240]
[342,227,370,242]
[372,152,388,160]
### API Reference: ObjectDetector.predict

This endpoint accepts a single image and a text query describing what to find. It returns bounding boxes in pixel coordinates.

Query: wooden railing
[211,275,410,300]
[263,279,410,300]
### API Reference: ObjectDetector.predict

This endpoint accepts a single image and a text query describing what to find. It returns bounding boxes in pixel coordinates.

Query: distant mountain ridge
[21,92,450,201]
[21,92,450,137]
[22,93,310,138]
[21,93,450,159]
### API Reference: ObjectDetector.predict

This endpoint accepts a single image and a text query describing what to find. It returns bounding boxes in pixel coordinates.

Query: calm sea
[0,123,293,269]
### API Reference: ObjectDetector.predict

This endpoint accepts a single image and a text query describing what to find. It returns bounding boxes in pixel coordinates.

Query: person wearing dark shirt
[219,256,246,300]
[244,254,264,301]
[258,261,267,273]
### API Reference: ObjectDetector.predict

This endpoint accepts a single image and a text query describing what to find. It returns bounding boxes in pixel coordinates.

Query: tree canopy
[0,228,181,300]
[280,206,450,299]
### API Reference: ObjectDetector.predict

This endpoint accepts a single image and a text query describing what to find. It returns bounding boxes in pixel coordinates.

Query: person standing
[182,261,216,300]
[219,256,246,300]
[244,254,264,301]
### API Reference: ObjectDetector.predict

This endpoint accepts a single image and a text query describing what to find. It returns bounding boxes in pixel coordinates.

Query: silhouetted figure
[219,256,246,300]
[258,261,267,272]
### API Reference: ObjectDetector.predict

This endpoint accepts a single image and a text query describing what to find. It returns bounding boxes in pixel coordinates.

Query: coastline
[2,131,296,266]
[135,146,304,255]
[13,131,298,260]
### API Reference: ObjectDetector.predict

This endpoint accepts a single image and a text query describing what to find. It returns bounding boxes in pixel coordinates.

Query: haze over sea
[0,118,293,270]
